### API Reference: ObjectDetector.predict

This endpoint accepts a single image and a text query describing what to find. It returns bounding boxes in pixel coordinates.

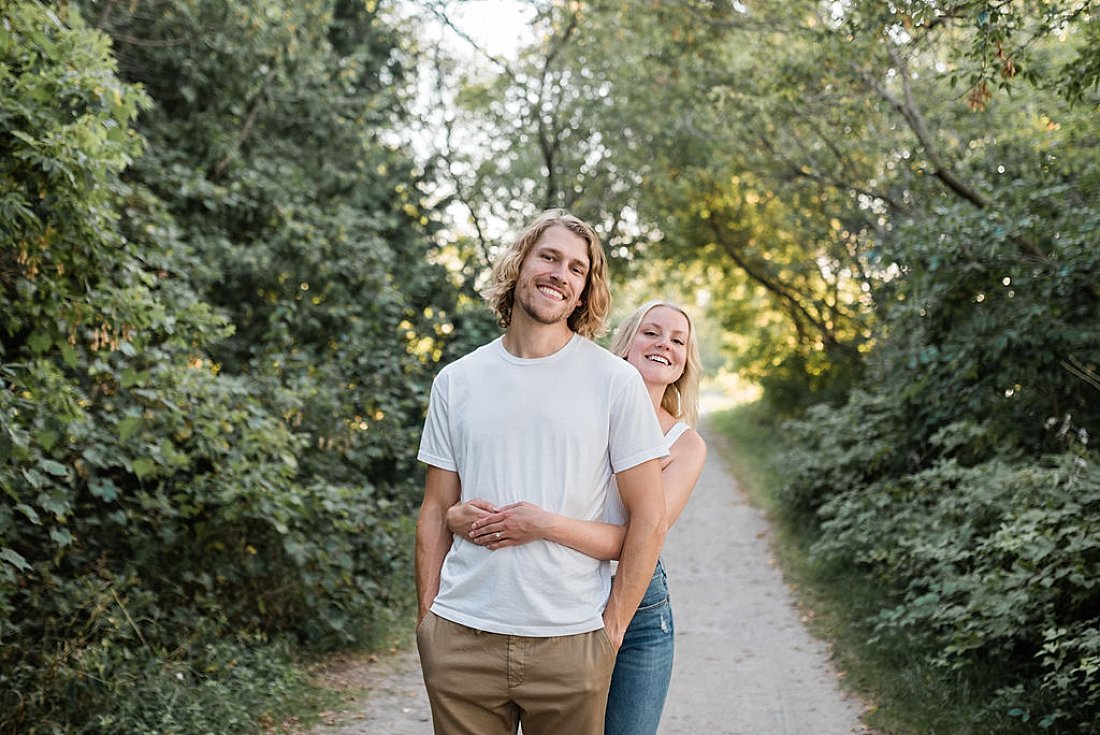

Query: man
[415,209,667,735]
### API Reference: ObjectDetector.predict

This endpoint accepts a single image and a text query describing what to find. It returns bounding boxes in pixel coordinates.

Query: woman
[447,300,707,735]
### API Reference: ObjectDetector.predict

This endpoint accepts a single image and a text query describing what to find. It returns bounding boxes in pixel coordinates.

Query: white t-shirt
[605,421,690,576]
[417,334,667,636]
[605,421,690,526]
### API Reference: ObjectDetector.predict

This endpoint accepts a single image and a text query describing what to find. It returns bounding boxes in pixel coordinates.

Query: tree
[419,1,1100,727]
[2,0,470,729]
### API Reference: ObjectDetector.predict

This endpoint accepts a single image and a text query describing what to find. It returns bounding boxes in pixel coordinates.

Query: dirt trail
[309,416,870,735]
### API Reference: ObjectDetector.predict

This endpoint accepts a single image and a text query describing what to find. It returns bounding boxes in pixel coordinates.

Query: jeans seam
[636,595,670,612]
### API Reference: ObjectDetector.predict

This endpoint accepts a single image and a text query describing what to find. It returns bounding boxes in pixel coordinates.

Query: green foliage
[713,403,1054,734]
[762,5,1100,726]
[777,391,912,526]
[84,639,313,735]
[2,0,456,731]
[786,408,1099,728]
[95,0,456,500]
[779,134,1100,722]
[776,129,1100,728]
[844,0,1100,104]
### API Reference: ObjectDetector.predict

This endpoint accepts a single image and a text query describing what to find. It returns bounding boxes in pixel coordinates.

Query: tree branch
[707,213,861,360]
[760,132,909,216]
[93,0,118,29]
[212,64,278,180]
[861,43,1049,261]
[535,8,579,208]
[867,46,991,209]
[424,2,518,85]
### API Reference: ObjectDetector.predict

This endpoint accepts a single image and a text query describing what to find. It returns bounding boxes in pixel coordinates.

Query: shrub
[1,3,437,731]
[785,407,1099,728]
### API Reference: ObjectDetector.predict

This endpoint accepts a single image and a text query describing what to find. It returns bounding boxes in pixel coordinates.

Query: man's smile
[537,284,566,301]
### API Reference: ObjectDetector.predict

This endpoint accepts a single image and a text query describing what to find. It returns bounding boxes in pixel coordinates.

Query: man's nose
[548,262,569,282]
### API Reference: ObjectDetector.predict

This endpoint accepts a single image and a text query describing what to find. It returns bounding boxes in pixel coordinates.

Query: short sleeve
[417,371,457,471]
[608,367,668,473]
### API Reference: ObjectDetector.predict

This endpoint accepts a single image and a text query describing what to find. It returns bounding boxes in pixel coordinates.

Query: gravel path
[309,417,871,735]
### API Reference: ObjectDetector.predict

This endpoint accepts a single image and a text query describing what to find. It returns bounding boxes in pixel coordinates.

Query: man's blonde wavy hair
[609,300,703,427]
[482,209,611,339]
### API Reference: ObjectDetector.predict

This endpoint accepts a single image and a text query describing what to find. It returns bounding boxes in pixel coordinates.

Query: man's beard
[515,281,576,326]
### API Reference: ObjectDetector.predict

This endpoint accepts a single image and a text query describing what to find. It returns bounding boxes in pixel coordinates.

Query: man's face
[513,224,591,328]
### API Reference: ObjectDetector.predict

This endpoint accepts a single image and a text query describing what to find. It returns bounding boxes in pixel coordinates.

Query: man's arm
[415,466,461,624]
[603,458,666,649]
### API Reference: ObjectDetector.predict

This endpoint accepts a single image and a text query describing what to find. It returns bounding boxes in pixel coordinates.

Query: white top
[418,334,668,636]
[604,420,689,526]
[606,421,690,575]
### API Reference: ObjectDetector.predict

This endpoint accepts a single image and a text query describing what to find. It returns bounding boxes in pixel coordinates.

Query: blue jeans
[605,558,674,735]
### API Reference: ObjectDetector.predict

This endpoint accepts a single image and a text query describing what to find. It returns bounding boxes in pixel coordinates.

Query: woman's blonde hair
[609,300,703,427]
[481,209,611,339]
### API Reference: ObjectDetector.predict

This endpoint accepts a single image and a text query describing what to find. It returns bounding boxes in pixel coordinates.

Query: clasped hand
[446,499,552,550]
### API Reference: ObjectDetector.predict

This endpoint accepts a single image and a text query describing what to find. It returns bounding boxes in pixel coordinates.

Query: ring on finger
[495,531,502,540]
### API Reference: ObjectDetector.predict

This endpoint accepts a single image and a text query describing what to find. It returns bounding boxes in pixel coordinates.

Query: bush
[1,3,438,731]
[782,400,1099,729]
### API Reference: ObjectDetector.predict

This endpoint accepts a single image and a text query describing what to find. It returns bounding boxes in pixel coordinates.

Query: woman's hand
[469,502,554,550]
[446,498,497,537]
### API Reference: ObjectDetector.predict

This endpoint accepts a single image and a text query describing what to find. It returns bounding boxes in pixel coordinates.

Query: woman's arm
[469,502,626,560]
[445,498,496,537]
[661,429,707,528]
[448,428,705,559]
[445,498,619,556]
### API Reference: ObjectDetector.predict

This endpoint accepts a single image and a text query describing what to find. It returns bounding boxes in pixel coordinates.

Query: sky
[399,1,538,239]
[424,0,536,59]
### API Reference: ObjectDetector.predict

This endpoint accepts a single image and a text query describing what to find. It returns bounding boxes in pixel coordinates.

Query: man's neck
[501,320,575,359]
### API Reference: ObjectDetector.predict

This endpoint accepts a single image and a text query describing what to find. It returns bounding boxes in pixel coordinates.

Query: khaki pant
[416,612,616,735]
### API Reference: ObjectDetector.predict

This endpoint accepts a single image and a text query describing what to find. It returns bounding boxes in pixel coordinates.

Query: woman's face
[625,306,690,388]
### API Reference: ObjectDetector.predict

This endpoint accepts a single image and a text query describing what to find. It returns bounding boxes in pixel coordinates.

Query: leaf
[120,368,148,388]
[50,527,74,547]
[60,342,78,368]
[27,332,52,354]
[90,478,120,502]
[39,458,67,477]
[0,547,31,572]
[9,130,36,146]
[131,457,156,478]
[16,503,41,524]
[38,490,69,517]
[36,429,59,451]
[118,416,142,442]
